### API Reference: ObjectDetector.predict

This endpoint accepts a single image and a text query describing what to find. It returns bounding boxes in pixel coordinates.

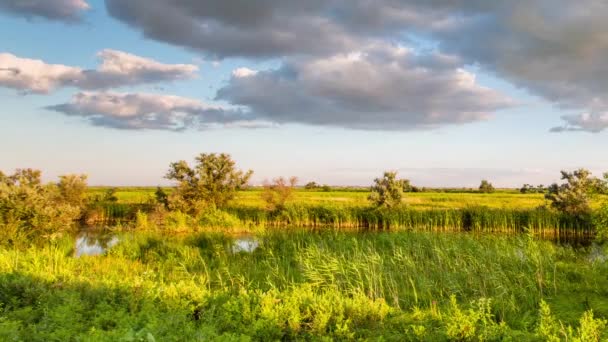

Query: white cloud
[551,112,608,133]
[0,50,198,93]
[217,45,514,130]
[0,53,82,93]
[45,91,260,131]
[232,67,258,78]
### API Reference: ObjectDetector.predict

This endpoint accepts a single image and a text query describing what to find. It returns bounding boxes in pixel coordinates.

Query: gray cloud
[0,0,89,22]
[550,112,608,133]
[105,0,608,132]
[217,45,513,130]
[45,91,259,130]
[0,50,198,93]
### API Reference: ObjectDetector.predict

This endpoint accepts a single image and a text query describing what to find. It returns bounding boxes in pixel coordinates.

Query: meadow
[2,183,607,340]
[1,230,606,340]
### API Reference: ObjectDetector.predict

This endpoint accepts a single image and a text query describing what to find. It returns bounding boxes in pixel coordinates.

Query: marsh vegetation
[1,154,608,340]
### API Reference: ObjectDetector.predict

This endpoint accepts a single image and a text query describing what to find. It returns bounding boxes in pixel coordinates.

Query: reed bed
[0,230,606,340]
[227,204,594,238]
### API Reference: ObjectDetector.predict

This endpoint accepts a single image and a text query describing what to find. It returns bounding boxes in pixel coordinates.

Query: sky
[1,0,608,187]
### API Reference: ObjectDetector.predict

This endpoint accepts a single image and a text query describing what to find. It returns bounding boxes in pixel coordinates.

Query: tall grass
[228,204,595,238]
[0,230,606,340]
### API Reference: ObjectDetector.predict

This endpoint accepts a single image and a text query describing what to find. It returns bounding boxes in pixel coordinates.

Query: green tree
[545,169,597,216]
[368,171,404,208]
[304,181,319,190]
[57,174,88,207]
[154,186,169,208]
[402,179,415,192]
[479,180,495,193]
[0,169,80,242]
[261,177,298,211]
[165,153,253,212]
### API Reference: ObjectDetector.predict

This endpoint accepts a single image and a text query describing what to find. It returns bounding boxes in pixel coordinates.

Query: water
[74,230,260,256]
[74,231,119,257]
[231,235,260,253]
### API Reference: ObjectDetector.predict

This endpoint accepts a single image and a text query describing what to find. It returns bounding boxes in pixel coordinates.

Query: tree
[479,180,495,193]
[261,177,298,211]
[154,186,169,208]
[368,171,404,208]
[402,179,413,192]
[545,169,598,216]
[165,153,253,212]
[57,174,88,207]
[0,169,80,242]
[304,181,319,190]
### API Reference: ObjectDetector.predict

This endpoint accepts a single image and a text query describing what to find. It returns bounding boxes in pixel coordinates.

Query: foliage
[368,171,404,208]
[56,174,88,208]
[304,181,319,189]
[261,176,298,211]
[520,184,546,194]
[0,231,607,340]
[536,300,607,341]
[165,153,253,212]
[402,178,413,192]
[154,186,169,208]
[479,179,495,193]
[545,169,601,216]
[593,202,608,241]
[0,169,81,243]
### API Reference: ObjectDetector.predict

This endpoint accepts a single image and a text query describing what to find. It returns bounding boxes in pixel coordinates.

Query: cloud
[216,45,513,130]
[427,1,608,123]
[0,50,198,93]
[550,112,608,133]
[0,0,89,22]
[0,53,82,93]
[104,0,364,59]
[45,91,260,130]
[104,0,608,132]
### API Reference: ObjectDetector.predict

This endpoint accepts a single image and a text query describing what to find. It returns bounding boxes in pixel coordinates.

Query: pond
[74,229,261,256]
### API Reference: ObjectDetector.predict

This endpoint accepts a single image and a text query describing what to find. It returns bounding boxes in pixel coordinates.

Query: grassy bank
[0,231,606,340]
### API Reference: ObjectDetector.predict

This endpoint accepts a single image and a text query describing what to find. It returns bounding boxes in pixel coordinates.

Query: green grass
[88,187,607,210]
[0,230,606,340]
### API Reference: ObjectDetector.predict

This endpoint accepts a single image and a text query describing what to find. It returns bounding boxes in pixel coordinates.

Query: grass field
[0,230,606,340]
[90,187,558,208]
[2,186,605,340]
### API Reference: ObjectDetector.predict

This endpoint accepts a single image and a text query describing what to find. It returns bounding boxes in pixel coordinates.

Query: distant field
[88,187,606,209]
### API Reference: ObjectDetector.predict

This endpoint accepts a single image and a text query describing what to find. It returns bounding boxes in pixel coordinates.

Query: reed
[0,230,606,340]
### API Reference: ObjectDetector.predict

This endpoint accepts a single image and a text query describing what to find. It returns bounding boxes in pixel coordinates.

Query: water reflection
[231,236,260,253]
[75,231,119,257]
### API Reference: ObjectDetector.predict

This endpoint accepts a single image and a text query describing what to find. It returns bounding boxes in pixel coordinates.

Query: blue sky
[1,0,607,187]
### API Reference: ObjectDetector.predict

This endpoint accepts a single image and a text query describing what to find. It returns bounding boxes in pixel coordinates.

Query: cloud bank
[0,0,89,22]
[217,45,513,130]
[0,50,197,93]
[104,0,608,132]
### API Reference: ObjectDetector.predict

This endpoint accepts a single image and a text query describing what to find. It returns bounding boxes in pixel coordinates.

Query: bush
[197,208,240,229]
[165,153,252,213]
[0,169,82,243]
[368,171,403,208]
[593,203,608,241]
[262,177,298,211]
[545,169,599,216]
[479,180,495,193]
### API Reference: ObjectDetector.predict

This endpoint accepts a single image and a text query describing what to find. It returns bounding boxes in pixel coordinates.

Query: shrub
[165,153,252,213]
[593,203,608,241]
[479,180,495,193]
[545,169,599,216]
[0,169,81,242]
[262,177,298,211]
[368,171,403,208]
[197,208,240,229]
